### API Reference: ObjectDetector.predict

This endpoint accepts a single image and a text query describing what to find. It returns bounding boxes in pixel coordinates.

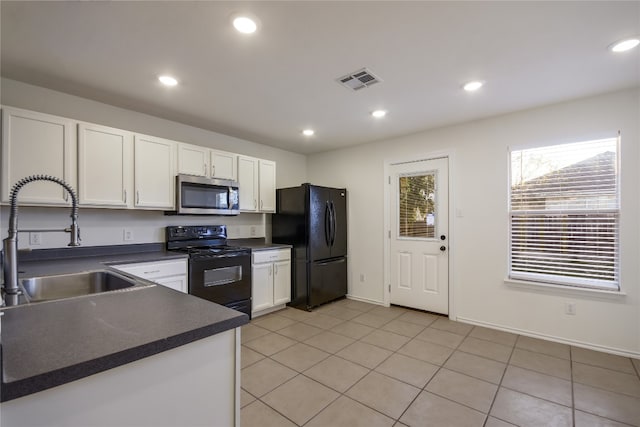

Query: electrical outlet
[565,302,576,315]
[29,232,43,246]
[250,226,256,237]
[123,229,134,242]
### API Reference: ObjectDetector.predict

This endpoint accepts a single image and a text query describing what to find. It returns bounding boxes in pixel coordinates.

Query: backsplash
[0,205,267,250]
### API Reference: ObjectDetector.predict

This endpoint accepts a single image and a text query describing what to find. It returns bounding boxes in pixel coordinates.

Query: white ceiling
[1,1,638,155]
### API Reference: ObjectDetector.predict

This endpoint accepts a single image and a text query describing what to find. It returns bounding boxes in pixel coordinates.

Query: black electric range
[166,225,252,318]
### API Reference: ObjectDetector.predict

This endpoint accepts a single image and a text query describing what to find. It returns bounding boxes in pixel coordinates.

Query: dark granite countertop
[1,285,247,402]
[14,243,187,279]
[229,238,292,251]
[0,243,248,402]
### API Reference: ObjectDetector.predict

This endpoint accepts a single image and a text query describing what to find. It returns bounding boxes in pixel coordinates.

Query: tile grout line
[482,332,519,427]
[570,345,576,427]
[394,321,479,424]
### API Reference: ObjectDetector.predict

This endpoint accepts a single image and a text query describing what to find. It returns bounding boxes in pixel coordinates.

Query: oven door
[188,253,251,307]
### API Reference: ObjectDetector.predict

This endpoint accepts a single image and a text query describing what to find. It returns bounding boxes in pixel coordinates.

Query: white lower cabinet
[111,259,188,293]
[251,249,291,317]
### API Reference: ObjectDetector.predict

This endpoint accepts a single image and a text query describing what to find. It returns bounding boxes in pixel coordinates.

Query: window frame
[507,136,621,292]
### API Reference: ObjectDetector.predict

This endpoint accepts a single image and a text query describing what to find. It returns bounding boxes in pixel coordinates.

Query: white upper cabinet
[238,156,277,213]
[258,159,276,213]
[238,155,259,212]
[211,150,237,181]
[134,134,176,209]
[178,143,237,181]
[177,143,209,177]
[1,107,76,205]
[78,122,133,208]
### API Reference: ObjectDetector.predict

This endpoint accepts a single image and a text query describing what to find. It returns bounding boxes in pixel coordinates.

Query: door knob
[440,246,446,252]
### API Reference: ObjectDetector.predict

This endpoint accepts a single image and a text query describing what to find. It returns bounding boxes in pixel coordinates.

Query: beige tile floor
[240,299,640,427]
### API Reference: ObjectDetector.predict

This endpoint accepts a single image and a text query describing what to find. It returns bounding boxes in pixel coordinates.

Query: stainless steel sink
[21,270,138,303]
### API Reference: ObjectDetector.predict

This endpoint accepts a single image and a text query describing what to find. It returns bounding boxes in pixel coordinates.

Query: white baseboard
[456,316,640,359]
[346,294,386,307]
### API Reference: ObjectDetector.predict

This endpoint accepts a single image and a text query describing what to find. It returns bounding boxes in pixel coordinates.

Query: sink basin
[21,270,138,302]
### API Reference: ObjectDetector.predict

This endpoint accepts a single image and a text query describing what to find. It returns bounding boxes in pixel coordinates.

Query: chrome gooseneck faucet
[2,175,80,303]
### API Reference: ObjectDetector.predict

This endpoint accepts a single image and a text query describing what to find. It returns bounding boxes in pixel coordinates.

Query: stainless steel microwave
[174,174,239,215]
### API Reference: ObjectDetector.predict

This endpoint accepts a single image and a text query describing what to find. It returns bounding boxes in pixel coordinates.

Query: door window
[398,173,436,239]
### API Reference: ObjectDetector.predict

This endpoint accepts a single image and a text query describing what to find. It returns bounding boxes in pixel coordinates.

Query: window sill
[504,278,626,299]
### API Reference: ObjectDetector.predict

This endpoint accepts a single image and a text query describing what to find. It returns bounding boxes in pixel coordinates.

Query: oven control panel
[166,225,227,241]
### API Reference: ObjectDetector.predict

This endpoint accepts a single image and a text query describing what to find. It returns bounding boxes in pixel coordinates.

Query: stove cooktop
[170,245,251,258]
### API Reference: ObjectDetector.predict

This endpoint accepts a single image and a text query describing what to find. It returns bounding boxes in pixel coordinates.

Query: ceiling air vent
[337,68,382,91]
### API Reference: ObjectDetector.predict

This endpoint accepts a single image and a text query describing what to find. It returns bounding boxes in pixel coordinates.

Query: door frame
[383,151,457,320]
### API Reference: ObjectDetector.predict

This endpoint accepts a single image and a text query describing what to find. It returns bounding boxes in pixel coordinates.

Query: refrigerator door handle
[324,201,331,246]
[316,257,347,267]
[330,201,336,247]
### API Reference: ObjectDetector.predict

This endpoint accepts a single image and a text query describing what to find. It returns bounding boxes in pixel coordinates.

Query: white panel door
[1,107,76,205]
[237,156,258,212]
[178,143,209,177]
[389,158,449,314]
[211,150,237,181]
[78,123,133,207]
[252,263,273,313]
[258,159,276,212]
[273,260,291,305]
[134,134,176,209]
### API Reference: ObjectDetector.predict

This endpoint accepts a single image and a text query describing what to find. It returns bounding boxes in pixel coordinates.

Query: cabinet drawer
[112,259,187,279]
[252,249,291,264]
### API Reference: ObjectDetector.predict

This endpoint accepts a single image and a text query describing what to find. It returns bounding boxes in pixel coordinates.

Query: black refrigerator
[272,184,347,310]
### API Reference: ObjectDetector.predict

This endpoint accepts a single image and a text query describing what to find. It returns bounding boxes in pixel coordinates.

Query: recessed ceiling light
[233,16,257,34]
[463,81,484,92]
[610,38,640,53]
[371,110,387,118]
[302,129,315,137]
[158,75,178,87]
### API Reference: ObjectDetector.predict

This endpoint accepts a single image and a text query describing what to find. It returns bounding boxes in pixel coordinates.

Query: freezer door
[329,188,347,258]
[308,185,332,261]
[309,257,347,308]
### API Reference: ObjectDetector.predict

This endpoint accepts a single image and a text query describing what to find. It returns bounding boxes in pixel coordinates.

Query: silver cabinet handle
[203,163,207,176]
[274,264,278,275]
[260,200,263,210]
[136,191,140,204]
[212,164,216,176]
[64,192,68,202]
[123,189,127,203]
[254,199,257,209]
[269,265,272,276]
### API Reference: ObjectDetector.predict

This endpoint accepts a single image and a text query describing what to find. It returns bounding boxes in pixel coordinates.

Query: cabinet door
[238,155,258,212]
[178,143,209,177]
[78,123,133,207]
[251,263,273,313]
[134,134,176,209]
[211,150,237,181]
[1,107,76,205]
[156,275,188,294]
[258,159,276,213]
[273,260,291,305]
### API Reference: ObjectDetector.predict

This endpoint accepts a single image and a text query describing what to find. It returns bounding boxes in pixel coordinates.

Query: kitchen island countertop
[1,243,248,402]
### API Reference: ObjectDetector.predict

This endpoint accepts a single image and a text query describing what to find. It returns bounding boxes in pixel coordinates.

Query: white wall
[0,78,307,247]
[307,88,640,356]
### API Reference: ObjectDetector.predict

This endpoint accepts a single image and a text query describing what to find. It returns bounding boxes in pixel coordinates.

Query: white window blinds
[509,138,619,290]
